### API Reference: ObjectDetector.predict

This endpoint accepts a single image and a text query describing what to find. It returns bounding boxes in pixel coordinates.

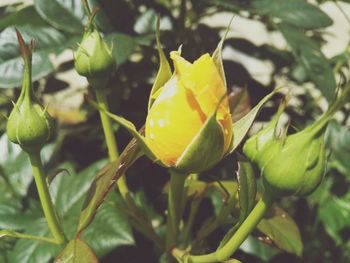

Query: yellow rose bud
[145,51,233,170]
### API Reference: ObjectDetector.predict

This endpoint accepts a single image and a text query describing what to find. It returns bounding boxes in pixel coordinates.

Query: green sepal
[229,88,278,153]
[212,15,234,86]
[175,112,225,173]
[147,17,172,111]
[87,98,163,166]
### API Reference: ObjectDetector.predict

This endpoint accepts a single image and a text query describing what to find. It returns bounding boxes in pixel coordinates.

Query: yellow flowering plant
[2,6,349,263]
[94,21,276,175]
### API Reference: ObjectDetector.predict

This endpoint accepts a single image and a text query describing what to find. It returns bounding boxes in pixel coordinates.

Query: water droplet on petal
[158,119,165,127]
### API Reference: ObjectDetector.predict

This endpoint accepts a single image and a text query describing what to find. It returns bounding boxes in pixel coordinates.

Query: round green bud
[258,131,326,197]
[74,28,116,78]
[243,102,326,198]
[7,97,53,152]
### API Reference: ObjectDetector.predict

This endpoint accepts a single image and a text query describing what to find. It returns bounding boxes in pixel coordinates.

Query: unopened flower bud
[145,51,233,173]
[244,104,326,197]
[6,30,53,153]
[74,24,115,79]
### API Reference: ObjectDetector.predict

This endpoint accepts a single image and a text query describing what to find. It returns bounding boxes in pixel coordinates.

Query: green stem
[0,230,58,244]
[92,80,128,199]
[91,78,165,249]
[28,151,67,245]
[179,192,274,263]
[166,171,187,250]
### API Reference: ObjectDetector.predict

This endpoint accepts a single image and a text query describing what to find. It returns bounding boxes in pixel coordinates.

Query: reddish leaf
[77,137,142,235]
[228,87,251,122]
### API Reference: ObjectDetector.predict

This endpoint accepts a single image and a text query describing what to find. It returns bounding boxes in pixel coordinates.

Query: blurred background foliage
[0,0,350,262]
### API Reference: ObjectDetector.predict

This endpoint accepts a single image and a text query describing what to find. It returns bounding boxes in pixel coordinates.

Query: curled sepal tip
[147,16,172,111]
[6,30,53,153]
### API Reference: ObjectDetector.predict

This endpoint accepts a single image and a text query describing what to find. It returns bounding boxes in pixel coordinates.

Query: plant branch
[0,230,58,244]
[173,192,274,262]
[166,171,187,251]
[28,151,67,245]
[91,78,129,198]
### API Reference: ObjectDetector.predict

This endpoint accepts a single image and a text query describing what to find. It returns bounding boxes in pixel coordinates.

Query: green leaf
[0,134,55,197]
[325,120,350,178]
[0,25,69,88]
[147,17,172,111]
[279,24,336,101]
[34,0,87,34]
[257,205,303,257]
[311,178,350,245]
[240,235,279,262]
[77,139,142,234]
[252,0,333,29]
[7,161,134,263]
[237,155,256,220]
[229,89,277,152]
[81,193,134,257]
[176,113,225,173]
[0,6,48,31]
[106,33,138,67]
[54,239,98,263]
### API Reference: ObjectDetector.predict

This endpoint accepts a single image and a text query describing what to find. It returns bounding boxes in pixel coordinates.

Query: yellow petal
[171,51,233,154]
[145,77,205,165]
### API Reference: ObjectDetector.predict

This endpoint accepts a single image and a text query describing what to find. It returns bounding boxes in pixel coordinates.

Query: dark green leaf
[258,205,303,257]
[252,0,333,29]
[34,0,87,33]
[279,24,336,101]
[54,239,98,263]
[77,139,142,234]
